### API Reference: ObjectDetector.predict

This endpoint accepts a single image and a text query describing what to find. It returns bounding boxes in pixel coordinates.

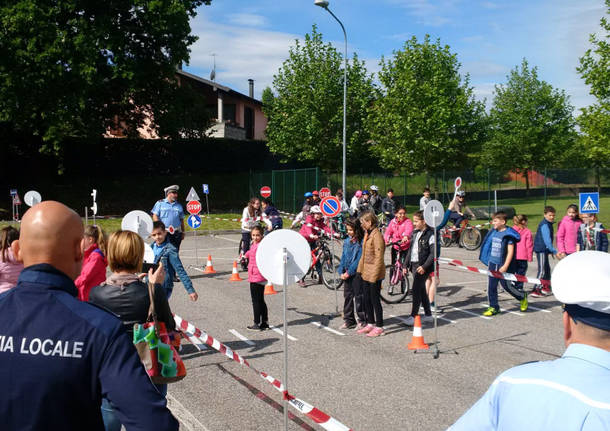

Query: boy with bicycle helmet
[369,185,382,214]
[291,192,314,228]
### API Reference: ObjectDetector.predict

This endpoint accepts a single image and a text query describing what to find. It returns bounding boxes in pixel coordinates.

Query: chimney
[248,79,254,98]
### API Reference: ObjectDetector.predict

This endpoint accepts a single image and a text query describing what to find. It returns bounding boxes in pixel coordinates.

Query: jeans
[449,211,465,228]
[362,279,383,327]
[250,282,268,325]
[101,385,167,431]
[241,232,251,254]
[488,262,526,310]
[410,263,431,317]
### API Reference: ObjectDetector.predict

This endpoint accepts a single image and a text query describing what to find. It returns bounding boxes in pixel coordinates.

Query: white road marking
[459,285,554,313]
[526,304,553,313]
[389,313,456,325]
[483,303,523,316]
[269,325,298,341]
[166,393,210,431]
[448,306,492,320]
[311,322,345,336]
[229,329,255,346]
[214,236,240,243]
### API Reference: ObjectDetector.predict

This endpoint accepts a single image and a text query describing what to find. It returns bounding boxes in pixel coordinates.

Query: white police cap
[552,251,610,314]
[164,185,179,194]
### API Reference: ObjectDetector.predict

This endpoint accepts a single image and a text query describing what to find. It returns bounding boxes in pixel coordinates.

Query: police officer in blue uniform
[0,201,178,431]
[450,251,610,430]
[152,185,185,252]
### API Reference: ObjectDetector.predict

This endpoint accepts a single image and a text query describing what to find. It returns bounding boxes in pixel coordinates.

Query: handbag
[133,282,186,384]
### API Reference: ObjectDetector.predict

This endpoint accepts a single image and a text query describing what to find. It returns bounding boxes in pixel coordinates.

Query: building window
[245,107,255,139]
[223,104,236,124]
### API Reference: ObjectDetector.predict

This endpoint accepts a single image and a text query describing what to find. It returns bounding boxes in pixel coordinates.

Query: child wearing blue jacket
[337,218,363,329]
[479,211,527,316]
[151,221,198,301]
[532,206,558,297]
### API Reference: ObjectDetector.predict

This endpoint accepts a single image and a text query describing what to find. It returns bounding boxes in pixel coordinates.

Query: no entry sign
[260,186,271,198]
[186,200,202,215]
[320,196,341,217]
[319,187,331,198]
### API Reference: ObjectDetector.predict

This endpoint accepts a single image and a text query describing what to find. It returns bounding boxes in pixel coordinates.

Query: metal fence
[250,167,610,217]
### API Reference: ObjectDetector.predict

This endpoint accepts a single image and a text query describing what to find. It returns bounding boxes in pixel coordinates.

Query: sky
[184,0,607,111]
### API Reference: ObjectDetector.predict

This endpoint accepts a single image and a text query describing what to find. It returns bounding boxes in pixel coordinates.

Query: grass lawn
[1,195,607,234]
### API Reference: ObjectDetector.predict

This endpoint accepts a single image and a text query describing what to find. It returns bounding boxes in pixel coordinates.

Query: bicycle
[302,234,343,290]
[380,242,411,304]
[439,218,482,251]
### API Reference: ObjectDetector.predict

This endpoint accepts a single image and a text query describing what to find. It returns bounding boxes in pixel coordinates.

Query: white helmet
[310,205,322,214]
[370,185,379,191]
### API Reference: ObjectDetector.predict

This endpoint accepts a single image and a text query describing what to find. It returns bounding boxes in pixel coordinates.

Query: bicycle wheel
[439,228,453,248]
[321,250,343,290]
[380,264,410,304]
[460,227,482,250]
[238,239,248,271]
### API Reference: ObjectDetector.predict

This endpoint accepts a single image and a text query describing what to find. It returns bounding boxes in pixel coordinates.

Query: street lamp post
[315,0,347,197]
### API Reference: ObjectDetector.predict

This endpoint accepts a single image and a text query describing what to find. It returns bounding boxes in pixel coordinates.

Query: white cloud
[228,13,268,28]
[480,1,501,10]
[383,0,456,27]
[462,61,508,79]
[185,15,300,98]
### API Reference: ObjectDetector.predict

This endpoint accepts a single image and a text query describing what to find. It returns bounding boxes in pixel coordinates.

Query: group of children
[479,204,608,316]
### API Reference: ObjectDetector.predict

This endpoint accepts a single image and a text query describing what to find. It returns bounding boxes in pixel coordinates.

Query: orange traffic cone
[229,261,243,282]
[407,315,429,350]
[264,283,278,295]
[203,254,216,274]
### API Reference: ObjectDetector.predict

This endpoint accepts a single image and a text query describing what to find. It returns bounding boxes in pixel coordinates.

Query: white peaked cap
[551,251,610,314]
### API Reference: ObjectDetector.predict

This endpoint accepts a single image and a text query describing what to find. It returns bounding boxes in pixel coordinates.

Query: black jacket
[89,274,176,337]
[405,227,435,273]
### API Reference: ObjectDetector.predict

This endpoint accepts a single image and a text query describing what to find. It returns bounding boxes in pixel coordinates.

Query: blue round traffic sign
[187,214,202,229]
[320,196,341,217]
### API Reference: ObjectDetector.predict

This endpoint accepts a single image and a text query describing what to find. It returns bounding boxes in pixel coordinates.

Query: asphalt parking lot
[165,232,563,431]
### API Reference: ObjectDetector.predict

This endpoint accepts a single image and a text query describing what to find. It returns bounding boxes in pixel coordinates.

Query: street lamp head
[314,0,329,8]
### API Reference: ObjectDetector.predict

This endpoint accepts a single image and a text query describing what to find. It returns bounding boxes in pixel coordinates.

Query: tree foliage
[577,1,610,173]
[366,35,487,173]
[0,0,211,149]
[483,59,575,186]
[263,25,375,170]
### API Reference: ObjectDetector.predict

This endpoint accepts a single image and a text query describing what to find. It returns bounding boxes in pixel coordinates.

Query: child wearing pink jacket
[512,214,533,292]
[245,226,269,331]
[383,206,413,269]
[556,204,581,258]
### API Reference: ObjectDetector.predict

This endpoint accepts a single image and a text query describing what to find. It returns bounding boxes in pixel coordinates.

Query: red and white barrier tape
[174,315,352,431]
[438,257,550,287]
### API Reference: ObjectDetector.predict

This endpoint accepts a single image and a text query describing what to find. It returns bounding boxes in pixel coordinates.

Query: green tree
[577,0,610,189]
[263,26,375,170]
[367,35,487,173]
[0,0,211,150]
[484,59,575,191]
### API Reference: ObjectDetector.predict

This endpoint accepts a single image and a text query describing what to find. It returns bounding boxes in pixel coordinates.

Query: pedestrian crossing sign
[579,192,599,214]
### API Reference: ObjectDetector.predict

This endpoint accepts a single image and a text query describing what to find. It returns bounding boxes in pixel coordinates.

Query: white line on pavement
[166,393,210,431]
[229,329,255,346]
[214,236,240,244]
[448,306,492,320]
[460,286,554,313]
[483,303,523,316]
[526,304,553,313]
[311,322,345,336]
[269,325,298,341]
[389,313,456,325]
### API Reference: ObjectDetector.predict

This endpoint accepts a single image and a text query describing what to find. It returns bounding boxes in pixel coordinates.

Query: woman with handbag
[89,230,176,431]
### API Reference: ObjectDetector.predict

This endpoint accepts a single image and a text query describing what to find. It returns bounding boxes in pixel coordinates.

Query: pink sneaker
[357,324,374,334]
[367,327,385,337]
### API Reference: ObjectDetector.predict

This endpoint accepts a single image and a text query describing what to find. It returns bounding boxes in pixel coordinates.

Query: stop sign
[186,200,201,215]
[319,187,331,198]
[260,186,271,198]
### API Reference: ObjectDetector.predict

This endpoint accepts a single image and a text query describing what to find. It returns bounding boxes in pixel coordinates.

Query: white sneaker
[423,315,434,323]
[403,316,415,326]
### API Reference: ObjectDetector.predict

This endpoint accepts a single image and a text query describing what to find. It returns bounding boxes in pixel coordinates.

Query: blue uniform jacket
[151,199,185,231]
[479,226,520,270]
[450,343,610,430]
[152,240,195,295]
[337,238,362,277]
[0,264,178,431]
